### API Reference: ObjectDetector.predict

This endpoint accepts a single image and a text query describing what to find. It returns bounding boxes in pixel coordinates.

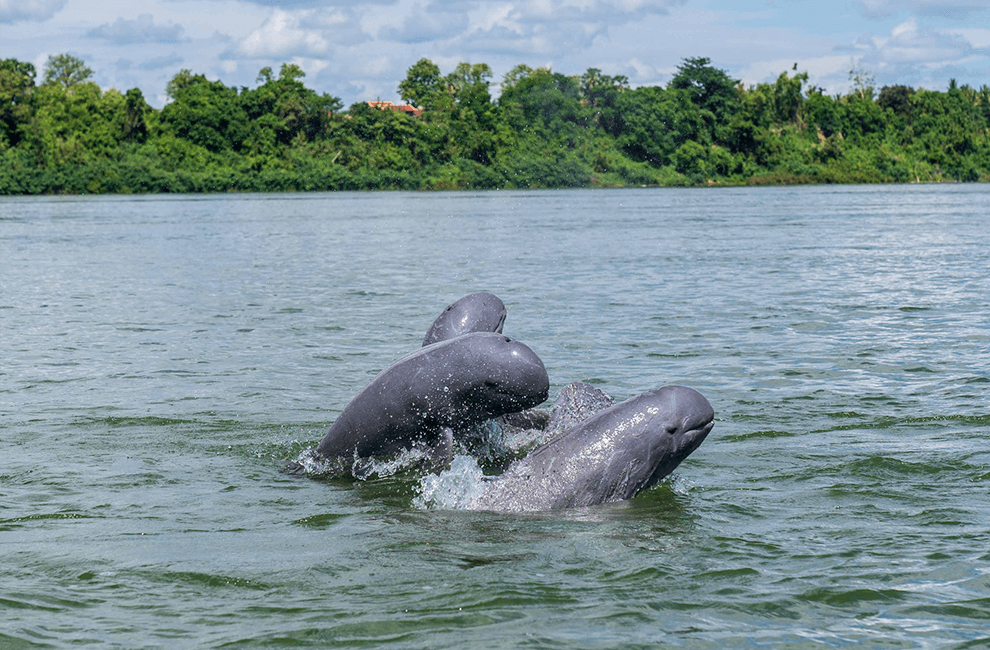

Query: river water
[2,185,988,648]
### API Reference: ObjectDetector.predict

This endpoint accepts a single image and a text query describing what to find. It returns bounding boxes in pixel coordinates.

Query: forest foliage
[2,54,988,194]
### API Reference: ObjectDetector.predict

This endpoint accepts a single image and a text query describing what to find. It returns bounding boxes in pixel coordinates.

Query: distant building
[367,101,423,117]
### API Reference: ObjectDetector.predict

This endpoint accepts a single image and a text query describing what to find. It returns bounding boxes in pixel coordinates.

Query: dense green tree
[443,62,497,163]
[42,54,94,91]
[805,88,841,138]
[27,80,136,168]
[669,57,740,129]
[446,63,492,105]
[342,100,421,174]
[738,82,774,128]
[672,139,710,181]
[580,68,628,134]
[837,93,886,144]
[399,58,445,110]
[614,86,705,166]
[1,59,36,149]
[159,70,248,153]
[123,88,151,143]
[240,63,341,153]
[910,86,985,179]
[878,85,913,117]
[1,54,988,195]
[772,67,808,124]
[499,66,583,137]
[976,85,990,126]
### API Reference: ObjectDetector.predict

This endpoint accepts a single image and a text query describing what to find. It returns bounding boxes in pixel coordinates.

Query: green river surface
[2,185,988,648]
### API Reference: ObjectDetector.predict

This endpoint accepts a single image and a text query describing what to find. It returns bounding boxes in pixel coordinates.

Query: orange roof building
[367,101,423,117]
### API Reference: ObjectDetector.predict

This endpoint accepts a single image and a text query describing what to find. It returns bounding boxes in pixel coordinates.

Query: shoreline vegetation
[1,55,988,195]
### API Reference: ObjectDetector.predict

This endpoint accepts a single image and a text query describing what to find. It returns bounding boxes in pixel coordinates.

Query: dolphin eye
[665,425,678,435]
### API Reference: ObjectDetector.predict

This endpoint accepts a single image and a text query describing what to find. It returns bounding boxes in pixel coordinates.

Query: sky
[1,0,988,108]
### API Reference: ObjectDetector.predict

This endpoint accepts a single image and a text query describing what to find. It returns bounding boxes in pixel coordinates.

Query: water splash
[351,447,430,480]
[413,455,490,510]
[284,446,431,480]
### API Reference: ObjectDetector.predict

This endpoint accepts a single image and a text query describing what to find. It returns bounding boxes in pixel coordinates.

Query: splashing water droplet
[414,455,489,510]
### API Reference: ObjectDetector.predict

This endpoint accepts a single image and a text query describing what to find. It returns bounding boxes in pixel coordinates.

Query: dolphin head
[460,333,549,416]
[423,292,507,346]
[641,385,715,487]
[473,383,714,511]
[595,385,715,500]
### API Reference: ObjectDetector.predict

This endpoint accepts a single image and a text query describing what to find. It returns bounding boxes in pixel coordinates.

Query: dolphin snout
[662,386,714,426]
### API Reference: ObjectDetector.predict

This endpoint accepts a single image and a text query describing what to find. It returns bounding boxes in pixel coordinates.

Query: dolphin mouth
[685,419,715,449]
[641,416,715,489]
[489,386,547,410]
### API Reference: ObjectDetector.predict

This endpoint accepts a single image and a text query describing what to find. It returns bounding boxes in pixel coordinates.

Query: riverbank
[3,56,988,195]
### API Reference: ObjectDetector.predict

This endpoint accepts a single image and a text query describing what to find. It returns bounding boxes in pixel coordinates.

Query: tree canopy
[42,54,94,91]
[1,54,988,194]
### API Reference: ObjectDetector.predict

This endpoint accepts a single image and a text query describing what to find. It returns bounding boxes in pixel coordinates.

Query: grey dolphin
[423,292,507,346]
[316,332,549,459]
[471,385,715,512]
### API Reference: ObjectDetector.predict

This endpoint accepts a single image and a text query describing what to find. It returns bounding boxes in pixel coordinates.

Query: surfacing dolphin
[470,385,715,512]
[423,292,507,346]
[316,332,549,460]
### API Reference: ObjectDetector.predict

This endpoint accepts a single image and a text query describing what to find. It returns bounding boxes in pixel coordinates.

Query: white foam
[413,454,490,510]
[289,446,429,480]
[351,447,429,480]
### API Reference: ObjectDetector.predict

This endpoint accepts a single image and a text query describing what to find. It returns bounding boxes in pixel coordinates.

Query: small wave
[844,456,943,479]
[721,429,796,441]
[351,448,431,480]
[413,455,489,510]
[284,446,434,480]
[667,474,694,496]
[799,586,908,606]
[279,448,348,478]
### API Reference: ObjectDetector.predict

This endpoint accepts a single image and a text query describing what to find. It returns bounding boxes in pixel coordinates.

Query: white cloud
[809,15,987,91]
[293,56,329,77]
[382,3,470,44]
[626,57,658,81]
[865,17,975,69]
[460,0,686,58]
[796,55,856,81]
[236,9,332,57]
[942,27,990,49]
[1,0,987,109]
[232,6,370,59]
[472,3,514,32]
[361,54,393,77]
[137,53,184,71]
[0,0,66,23]
[87,14,186,44]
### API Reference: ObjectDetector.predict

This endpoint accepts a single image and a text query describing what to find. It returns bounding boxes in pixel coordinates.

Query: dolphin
[470,385,715,512]
[422,292,507,346]
[316,332,549,459]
